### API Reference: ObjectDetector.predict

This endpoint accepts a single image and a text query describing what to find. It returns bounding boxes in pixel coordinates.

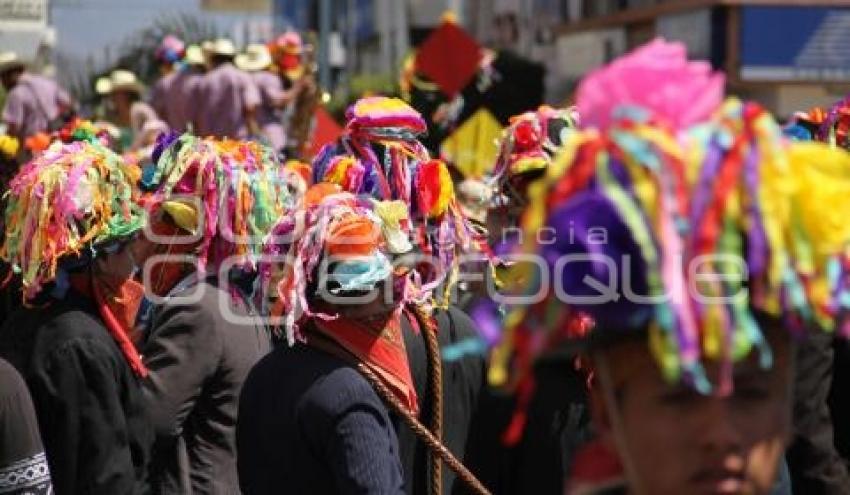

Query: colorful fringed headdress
[312,96,429,203]
[144,133,302,274]
[155,35,186,65]
[491,98,850,395]
[491,105,578,201]
[260,186,422,413]
[489,39,850,397]
[259,186,412,340]
[576,38,724,132]
[1,140,145,301]
[785,96,850,148]
[268,31,304,80]
[311,96,489,305]
[24,118,119,157]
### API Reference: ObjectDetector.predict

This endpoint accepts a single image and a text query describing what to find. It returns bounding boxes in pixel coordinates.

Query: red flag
[306,106,343,159]
[415,20,482,98]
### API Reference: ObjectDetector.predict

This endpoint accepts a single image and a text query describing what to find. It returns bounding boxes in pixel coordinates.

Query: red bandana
[71,271,148,378]
[312,306,419,414]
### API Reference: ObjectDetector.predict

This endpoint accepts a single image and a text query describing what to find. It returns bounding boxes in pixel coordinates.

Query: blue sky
[52,0,269,67]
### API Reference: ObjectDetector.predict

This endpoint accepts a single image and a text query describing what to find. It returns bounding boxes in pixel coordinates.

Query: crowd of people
[1,28,850,495]
[2,33,311,163]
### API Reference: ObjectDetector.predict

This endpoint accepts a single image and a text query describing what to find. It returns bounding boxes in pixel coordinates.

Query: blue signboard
[351,0,376,41]
[272,0,375,40]
[741,6,850,81]
[272,0,311,31]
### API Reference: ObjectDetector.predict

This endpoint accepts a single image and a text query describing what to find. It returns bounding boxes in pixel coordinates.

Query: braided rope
[356,363,491,495]
[414,305,444,495]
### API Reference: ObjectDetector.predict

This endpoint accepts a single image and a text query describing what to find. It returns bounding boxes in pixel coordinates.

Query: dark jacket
[237,344,406,494]
[0,292,152,495]
[142,279,271,495]
[236,306,484,495]
[787,329,850,494]
[395,306,485,495]
[0,356,52,494]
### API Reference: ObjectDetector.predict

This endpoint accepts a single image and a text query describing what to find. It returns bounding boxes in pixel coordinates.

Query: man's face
[1,69,19,91]
[591,332,793,495]
[110,90,131,109]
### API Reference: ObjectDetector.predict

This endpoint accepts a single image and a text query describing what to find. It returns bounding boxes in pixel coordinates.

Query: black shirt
[0,292,152,495]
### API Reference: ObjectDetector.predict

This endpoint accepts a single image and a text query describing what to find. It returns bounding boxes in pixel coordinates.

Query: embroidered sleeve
[0,452,52,494]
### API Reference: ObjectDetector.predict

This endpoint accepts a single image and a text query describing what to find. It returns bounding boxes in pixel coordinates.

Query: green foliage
[326,72,399,120]
[349,73,397,97]
[112,12,219,85]
[73,12,219,106]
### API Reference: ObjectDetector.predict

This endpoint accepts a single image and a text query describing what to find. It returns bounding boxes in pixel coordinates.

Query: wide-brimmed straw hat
[184,44,205,66]
[108,70,145,95]
[235,44,273,72]
[94,76,112,95]
[0,51,25,74]
[210,38,237,57]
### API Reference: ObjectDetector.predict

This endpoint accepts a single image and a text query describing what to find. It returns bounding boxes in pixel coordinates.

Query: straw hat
[109,70,144,95]
[94,76,112,95]
[210,38,237,58]
[235,44,273,72]
[0,51,25,74]
[184,44,205,66]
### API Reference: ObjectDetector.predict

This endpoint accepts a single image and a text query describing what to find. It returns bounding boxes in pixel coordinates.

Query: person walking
[0,51,73,143]
[192,39,260,139]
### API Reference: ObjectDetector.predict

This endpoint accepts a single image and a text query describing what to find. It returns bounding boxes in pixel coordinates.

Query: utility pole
[318,0,332,91]
[346,0,357,95]
[377,0,392,75]
[392,0,409,71]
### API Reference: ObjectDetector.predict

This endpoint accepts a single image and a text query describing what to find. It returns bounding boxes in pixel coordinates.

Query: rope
[418,305,443,495]
[356,363,492,495]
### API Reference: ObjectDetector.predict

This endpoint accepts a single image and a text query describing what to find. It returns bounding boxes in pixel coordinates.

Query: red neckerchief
[70,270,148,378]
[312,305,419,414]
[568,439,625,494]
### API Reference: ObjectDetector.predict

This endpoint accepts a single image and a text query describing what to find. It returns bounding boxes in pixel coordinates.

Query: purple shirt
[193,63,260,139]
[251,71,287,151]
[150,70,201,133]
[2,73,71,140]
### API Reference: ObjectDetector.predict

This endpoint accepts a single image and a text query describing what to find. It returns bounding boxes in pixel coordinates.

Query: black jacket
[0,292,152,495]
[237,344,406,494]
[142,279,271,495]
[395,306,485,495]
[236,306,484,495]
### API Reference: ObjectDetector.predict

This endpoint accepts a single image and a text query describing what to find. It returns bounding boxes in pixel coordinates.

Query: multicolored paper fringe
[312,96,489,306]
[492,105,578,187]
[576,37,724,133]
[145,134,303,274]
[1,140,145,301]
[259,188,411,343]
[491,98,850,394]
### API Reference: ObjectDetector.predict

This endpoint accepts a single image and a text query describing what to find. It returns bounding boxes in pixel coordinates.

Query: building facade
[549,0,850,117]
[1,0,55,71]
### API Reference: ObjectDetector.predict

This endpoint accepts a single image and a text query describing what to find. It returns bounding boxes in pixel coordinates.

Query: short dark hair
[211,54,233,66]
[586,309,790,355]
